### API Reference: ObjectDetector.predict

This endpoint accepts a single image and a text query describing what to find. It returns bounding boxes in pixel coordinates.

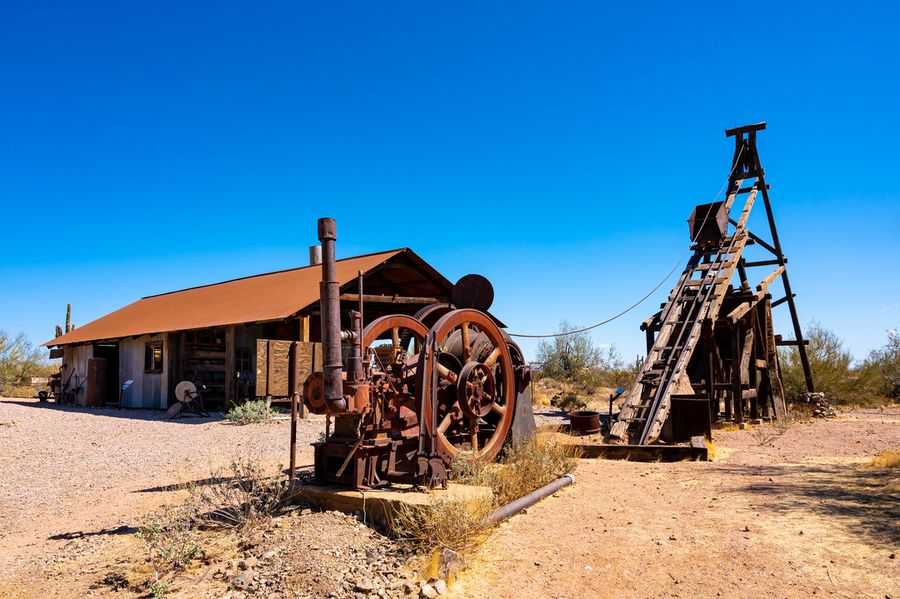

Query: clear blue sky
[2,1,898,363]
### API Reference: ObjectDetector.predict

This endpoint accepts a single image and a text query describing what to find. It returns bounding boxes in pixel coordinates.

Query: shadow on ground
[1,399,223,424]
[718,461,900,546]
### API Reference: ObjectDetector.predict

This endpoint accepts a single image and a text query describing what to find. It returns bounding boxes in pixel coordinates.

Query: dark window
[235,347,251,375]
[145,341,163,373]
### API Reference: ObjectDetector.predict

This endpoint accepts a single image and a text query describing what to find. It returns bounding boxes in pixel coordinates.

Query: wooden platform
[286,481,494,527]
[560,434,708,462]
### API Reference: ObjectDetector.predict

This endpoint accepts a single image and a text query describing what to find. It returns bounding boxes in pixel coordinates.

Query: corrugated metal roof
[45,249,424,347]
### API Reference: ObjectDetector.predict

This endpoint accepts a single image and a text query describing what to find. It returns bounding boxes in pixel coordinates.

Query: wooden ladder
[611,177,760,444]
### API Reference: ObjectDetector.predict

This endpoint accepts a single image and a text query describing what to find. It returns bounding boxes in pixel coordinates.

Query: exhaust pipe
[318,218,348,412]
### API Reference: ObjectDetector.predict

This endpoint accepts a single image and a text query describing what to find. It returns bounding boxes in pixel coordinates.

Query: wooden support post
[225,325,235,408]
[731,325,743,423]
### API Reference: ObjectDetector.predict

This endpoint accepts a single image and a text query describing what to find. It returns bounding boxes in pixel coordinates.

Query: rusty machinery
[296,218,533,490]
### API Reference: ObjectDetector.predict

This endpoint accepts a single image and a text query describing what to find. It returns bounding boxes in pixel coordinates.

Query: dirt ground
[455,408,900,599]
[1,397,898,598]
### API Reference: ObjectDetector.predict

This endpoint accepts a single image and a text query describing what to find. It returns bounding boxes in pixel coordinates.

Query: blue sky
[1,1,898,362]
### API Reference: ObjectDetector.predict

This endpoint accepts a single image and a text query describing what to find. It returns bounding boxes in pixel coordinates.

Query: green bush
[0,331,54,397]
[858,330,900,402]
[536,321,639,393]
[225,399,273,424]
[780,322,896,407]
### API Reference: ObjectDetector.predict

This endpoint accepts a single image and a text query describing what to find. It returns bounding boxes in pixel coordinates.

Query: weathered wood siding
[61,344,93,406]
[119,334,169,409]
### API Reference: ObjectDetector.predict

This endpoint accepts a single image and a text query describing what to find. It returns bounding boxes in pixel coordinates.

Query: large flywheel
[418,309,516,463]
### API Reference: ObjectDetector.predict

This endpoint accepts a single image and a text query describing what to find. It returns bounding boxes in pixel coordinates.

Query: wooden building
[44,249,453,410]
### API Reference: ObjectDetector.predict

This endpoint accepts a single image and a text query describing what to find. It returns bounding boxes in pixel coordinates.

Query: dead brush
[391,433,578,559]
[188,454,290,531]
[751,415,795,447]
[456,432,580,506]
[870,449,900,469]
[389,495,495,556]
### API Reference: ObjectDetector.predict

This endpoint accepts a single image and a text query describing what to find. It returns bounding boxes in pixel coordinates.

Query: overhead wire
[507,145,745,339]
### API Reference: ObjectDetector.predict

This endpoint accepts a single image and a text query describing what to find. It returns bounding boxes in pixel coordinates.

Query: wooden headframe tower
[610,123,814,445]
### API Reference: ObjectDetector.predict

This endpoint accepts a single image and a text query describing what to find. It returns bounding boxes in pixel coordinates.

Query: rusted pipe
[487,473,575,523]
[288,341,299,481]
[346,310,364,383]
[318,217,347,412]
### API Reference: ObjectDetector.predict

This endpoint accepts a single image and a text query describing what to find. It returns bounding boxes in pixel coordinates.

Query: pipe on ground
[318,217,348,412]
[487,473,576,523]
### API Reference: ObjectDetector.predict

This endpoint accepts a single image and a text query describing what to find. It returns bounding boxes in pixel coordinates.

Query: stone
[232,571,254,591]
[238,557,258,570]
[435,548,465,581]
[355,577,375,593]
[433,579,447,596]
[420,583,438,599]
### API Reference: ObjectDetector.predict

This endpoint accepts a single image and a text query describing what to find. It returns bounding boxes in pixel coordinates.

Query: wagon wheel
[419,309,515,463]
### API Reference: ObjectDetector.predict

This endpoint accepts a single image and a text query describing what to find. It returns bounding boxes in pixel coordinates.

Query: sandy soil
[454,409,900,599]
[1,397,898,598]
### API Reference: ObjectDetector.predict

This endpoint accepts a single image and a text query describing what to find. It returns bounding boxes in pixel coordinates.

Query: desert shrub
[779,321,857,405]
[870,449,900,469]
[0,331,54,397]
[394,434,578,557]
[858,330,900,402]
[225,399,272,424]
[780,322,897,407]
[536,321,601,381]
[189,454,289,530]
[389,495,495,555]
[452,433,579,506]
[137,503,202,595]
[536,321,639,393]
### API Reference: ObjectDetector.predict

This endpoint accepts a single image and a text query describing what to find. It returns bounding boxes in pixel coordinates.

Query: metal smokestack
[317,218,347,412]
[309,245,322,266]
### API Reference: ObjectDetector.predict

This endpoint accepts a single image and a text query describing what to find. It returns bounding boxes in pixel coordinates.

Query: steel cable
[507,146,745,339]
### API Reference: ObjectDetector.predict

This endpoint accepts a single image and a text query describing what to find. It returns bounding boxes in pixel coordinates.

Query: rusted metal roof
[46,248,448,347]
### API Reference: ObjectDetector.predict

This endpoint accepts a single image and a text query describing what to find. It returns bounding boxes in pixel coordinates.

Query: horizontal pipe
[487,473,576,523]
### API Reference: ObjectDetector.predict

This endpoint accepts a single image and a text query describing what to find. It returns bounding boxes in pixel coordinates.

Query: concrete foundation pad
[286,481,494,528]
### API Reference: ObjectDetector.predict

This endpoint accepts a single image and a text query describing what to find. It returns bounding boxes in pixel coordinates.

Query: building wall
[119,334,169,409]
[61,344,92,405]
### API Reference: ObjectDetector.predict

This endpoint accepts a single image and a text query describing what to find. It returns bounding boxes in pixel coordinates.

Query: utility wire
[507,147,745,339]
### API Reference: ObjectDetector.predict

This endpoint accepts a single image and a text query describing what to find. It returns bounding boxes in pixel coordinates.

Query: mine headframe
[293,218,534,490]
[610,122,815,446]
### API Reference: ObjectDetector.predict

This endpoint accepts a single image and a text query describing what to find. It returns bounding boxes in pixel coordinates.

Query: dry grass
[188,453,290,530]
[392,433,579,560]
[870,449,900,469]
[389,494,495,556]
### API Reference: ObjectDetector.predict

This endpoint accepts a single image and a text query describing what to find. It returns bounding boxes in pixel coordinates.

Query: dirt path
[454,410,900,599]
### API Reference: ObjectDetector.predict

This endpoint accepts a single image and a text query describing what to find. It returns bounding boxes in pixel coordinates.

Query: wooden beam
[339,293,439,305]
[224,325,235,407]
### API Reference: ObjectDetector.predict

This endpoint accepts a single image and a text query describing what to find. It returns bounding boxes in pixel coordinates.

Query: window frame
[144,341,164,374]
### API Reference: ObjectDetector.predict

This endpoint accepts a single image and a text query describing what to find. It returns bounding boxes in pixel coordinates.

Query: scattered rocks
[800,392,836,418]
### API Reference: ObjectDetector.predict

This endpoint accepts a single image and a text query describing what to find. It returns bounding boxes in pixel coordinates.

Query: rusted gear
[419,308,515,464]
[457,361,496,418]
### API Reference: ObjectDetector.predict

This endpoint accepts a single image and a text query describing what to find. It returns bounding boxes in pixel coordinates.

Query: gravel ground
[0,397,322,570]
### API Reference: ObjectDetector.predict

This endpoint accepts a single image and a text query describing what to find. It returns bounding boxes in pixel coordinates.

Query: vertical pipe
[289,341,299,481]
[318,218,347,412]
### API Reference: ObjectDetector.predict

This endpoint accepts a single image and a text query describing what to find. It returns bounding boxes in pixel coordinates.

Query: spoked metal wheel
[419,309,515,463]
[362,315,429,372]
